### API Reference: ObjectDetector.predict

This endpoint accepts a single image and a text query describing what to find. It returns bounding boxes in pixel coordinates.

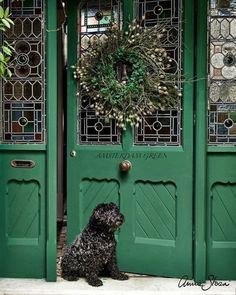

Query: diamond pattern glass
[0,0,45,143]
[208,0,236,145]
[134,0,182,146]
[78,0,122,144]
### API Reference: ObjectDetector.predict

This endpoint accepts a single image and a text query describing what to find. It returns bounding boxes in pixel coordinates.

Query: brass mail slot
[11,160,36,168]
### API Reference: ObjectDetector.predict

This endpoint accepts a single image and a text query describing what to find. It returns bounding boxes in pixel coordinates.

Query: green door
[194,0,236,282]
[206,0,236,280]
[0,0,57,280]
[197,0,236,281]
[67,0,194,278]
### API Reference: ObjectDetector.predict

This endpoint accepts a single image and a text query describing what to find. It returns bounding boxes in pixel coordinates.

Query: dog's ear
[94,203,105,210]
[109,202,116,206]
[108,202,118,209]
[92,203,105,219]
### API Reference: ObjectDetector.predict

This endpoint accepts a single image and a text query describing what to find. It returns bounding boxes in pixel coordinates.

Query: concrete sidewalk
[0,275,235,295]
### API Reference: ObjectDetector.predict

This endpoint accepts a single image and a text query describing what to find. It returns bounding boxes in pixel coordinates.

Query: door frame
[46,0,57,282]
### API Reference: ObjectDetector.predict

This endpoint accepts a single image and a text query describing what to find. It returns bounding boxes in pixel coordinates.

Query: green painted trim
[207,146,236,152]
[182,0,195,279]
[66,0,79,241]
[75,145,184,152]
[120,1,134,151]
[46,0,57,282]
[123,0,133,29]
[194,0,208,284]
[0,144,46,151]
[67,0,78,152]
[182,0,194,154]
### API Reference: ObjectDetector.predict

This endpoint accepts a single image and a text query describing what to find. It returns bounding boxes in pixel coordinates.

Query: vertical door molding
[66,0,79,241]
[46,0,57,282]
[194,0,208,283]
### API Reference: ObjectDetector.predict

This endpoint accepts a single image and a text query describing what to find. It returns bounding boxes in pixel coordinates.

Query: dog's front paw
[111,272,129,281]
[87,277,103,287]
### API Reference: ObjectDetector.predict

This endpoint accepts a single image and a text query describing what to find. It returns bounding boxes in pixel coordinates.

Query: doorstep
[0,275,236,295]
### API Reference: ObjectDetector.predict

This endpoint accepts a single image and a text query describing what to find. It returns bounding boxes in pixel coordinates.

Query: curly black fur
[61,202,129,286]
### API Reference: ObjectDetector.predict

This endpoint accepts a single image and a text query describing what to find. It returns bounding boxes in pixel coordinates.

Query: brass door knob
[119,160,132,172]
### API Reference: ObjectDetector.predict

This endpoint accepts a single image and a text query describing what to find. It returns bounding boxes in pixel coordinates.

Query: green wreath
[73,21,181,129]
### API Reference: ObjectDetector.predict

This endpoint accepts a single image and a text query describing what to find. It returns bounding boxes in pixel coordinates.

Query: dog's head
[89,202,124,232]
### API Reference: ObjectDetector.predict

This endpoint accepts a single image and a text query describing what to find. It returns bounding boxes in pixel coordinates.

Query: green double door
[1,0,235,282]
[67,0,194,278]
[67,0,236,282]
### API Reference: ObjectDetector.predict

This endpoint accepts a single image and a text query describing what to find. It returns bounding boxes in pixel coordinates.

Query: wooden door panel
[0,152,46,278]
[79,178,120,229]
[134,181,176,240]
[207,156,236,280]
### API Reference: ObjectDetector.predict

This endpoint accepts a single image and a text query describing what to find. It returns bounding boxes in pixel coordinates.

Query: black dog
[61,202,128,286]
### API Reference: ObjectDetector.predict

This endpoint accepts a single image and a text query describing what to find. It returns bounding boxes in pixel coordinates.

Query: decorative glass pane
[134,0,182,146]
[208,0,236,145]
[0,0,45,143]
[78,0,122,144]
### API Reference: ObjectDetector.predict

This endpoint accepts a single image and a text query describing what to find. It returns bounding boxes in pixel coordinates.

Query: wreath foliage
[73,21,182,129]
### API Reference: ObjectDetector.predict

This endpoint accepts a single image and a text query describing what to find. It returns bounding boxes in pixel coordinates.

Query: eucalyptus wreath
[73,20,182,129]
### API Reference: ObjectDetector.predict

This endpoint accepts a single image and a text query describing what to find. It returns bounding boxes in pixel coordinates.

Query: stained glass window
[0,0,45,143]
[78,0,122,144]
[208,0,236,144]
[134,0,182,146]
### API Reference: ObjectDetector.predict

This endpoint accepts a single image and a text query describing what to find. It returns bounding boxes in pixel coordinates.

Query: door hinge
[193,112,196,126]
[192,229,195,240]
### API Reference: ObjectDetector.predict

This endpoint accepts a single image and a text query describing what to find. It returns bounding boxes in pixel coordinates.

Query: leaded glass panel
[134,0,182,146]
[208,0,236,145]
[0,0,45,143]
[78,0,122,144]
